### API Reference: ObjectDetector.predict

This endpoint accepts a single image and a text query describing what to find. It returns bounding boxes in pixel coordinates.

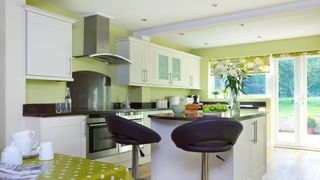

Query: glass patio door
[275,55,320,149]
[275,58,299,146]
[302,55,320,148]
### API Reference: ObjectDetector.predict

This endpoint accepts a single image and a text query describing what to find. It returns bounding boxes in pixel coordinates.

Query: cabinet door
[143,45,156,84]
[252,117,267,180]
[155,48,170,85]
[233,119,254,180]
[26,11,72,80]
[129,41,144,84]
[181,55,200,89]
[171,54,184,86]
[42,116,86,158]
[191,57,200,89]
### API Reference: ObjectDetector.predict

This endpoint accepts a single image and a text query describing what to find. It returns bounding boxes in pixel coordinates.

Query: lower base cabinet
[25,115,87,158]
[233,116,267,180]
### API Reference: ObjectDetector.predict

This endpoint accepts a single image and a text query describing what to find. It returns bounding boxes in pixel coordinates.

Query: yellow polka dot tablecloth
[23,154,133,180]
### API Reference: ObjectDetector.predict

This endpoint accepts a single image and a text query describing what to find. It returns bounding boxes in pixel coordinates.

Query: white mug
[1,142,23,165]
[10,130,35,142]
[37,142,54,161]
[14,139,38,155]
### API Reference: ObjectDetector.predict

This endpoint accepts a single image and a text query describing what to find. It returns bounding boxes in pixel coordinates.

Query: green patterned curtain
[209,55,270,75]
[272,50,320,58]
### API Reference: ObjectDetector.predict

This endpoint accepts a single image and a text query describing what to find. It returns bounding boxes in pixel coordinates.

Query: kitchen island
[149,110,266,180]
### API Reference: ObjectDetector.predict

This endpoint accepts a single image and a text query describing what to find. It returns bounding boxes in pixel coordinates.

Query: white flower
[228,69,237,76]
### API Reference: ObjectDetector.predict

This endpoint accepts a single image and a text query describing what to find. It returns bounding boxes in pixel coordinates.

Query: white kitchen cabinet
[233,116,267,180]
[154,49,185,87]
[25,6,76,81]
[183,55,200,89]
[252,116,267,179]
[116,37,200,89]
[116,38,156,85]
[26,115,87,158]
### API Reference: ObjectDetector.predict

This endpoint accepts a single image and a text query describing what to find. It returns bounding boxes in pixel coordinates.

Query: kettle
[1,142,23,165]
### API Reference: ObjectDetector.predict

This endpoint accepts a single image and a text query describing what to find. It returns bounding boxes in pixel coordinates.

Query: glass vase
[230,90,240,116]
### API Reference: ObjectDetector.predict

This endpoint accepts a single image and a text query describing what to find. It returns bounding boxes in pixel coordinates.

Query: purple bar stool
[106,115,161,180]
[171,119,243,180]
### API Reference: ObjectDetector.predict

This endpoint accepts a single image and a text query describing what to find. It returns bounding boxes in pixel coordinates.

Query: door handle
[142,69,144,82]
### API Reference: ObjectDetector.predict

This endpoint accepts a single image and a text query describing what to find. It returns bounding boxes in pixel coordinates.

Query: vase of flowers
[212,62,248,114]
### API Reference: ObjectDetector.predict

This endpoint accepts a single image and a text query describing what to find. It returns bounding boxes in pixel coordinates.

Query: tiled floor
[138,147,320,180]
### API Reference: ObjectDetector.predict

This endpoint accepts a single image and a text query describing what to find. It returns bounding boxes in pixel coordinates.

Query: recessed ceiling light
[211,3,218,7]
[204,43,208,45]
[257,36,262,39]
[179,33,184,35]
[240,24,245,26]
[140,18,147,22]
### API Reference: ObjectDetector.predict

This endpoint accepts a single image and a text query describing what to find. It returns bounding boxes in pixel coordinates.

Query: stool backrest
[106,115,161,144]
[171,119,243,149]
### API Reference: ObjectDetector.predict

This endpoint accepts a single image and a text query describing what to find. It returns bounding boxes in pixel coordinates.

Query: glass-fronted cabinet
[155,48,184,86]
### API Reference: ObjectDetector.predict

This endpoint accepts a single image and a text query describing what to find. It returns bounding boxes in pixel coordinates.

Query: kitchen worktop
[23,103,171,117]
[148,110,266,121]
[23,153,133,179]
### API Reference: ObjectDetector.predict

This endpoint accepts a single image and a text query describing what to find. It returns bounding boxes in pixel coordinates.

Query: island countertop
[148,110,266,121]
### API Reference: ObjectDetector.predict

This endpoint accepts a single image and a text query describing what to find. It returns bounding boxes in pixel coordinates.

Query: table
[23,154,133,180]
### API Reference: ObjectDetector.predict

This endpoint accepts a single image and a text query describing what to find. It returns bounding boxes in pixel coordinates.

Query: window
[243,74,266,95]
[209,74,267,98]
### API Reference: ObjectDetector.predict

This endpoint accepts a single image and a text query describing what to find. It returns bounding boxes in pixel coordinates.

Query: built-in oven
[117,111,144,153]
[86,115,118,160]
[86,111,144,159]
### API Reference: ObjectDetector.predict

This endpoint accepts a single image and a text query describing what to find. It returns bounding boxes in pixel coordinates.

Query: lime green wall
[25,0,192,104]
[191,35,320,101]
[25,0,131,103]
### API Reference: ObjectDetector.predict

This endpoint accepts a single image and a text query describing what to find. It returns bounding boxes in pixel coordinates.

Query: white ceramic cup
[14,139,38,155]
[37,142,54,161]
[10,130,35,142]
[1,142,23,165]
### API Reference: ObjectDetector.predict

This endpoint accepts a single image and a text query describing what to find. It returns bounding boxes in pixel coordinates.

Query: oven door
[86,122,118,159]
[119,119,144,153]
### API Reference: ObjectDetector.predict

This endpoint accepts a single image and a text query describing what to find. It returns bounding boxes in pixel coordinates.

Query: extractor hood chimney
[74,13,132,64]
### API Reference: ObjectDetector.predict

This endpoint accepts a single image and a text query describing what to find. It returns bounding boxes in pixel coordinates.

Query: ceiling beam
[133,0,320,38]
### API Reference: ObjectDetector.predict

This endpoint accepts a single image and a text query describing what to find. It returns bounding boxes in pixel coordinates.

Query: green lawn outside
[279,97,320,117]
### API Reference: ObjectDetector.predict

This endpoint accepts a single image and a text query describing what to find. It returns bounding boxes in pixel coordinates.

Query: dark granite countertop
[23,106,172,117]
[148,110,266,121]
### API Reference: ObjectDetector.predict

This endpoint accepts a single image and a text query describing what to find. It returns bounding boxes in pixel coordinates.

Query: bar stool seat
[106,114,161,180]
[171,119,243,180]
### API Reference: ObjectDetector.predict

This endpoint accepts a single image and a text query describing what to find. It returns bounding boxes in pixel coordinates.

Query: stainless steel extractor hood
[74,13,132,64]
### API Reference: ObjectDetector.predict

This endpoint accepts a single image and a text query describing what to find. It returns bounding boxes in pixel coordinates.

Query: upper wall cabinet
[116,37,201,89]
[116,38,156,85]
[25,6,76,81]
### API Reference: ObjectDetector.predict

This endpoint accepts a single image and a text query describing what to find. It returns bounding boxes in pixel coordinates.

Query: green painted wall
[191,35,320,101]
[25,0,192,104]
[25,0,131,103]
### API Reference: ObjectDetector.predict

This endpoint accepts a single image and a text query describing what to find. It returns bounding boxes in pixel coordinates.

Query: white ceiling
[42,0,320,49]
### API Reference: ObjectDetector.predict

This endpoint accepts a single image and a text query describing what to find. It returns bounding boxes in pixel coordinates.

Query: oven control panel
[116,111,143,120]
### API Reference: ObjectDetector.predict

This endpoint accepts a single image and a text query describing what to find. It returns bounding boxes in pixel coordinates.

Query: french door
[275,55,320,149]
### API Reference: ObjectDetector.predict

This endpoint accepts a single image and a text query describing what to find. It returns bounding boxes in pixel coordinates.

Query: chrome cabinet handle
[145,69,148,82]
[252,121,258,144]
[251,121,257,144]
[255,121,258,144]
[142,69,144,82]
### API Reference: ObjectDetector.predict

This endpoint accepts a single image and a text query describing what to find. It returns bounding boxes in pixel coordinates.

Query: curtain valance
[272,50,320,58]
[209,55,270,75]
